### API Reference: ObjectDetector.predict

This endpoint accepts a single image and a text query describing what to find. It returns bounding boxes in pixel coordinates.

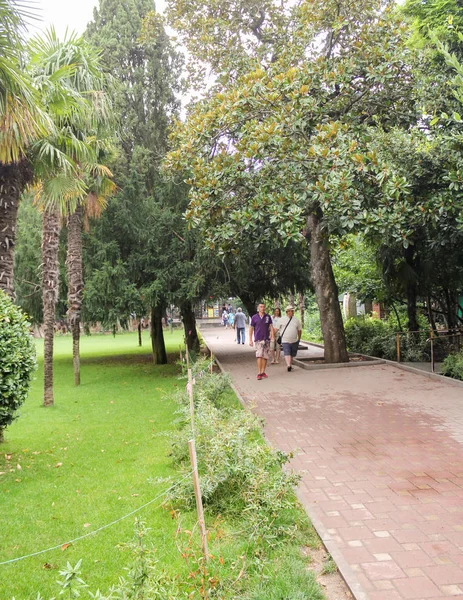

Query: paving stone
[202,329,463,600]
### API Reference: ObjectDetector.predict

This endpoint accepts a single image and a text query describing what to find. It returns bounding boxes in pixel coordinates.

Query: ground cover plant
[442,350,463,381]
[0,330,185,598]
[1,333,327,600]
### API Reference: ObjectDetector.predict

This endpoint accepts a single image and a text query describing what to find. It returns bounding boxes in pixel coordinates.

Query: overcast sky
[28,0,166,38]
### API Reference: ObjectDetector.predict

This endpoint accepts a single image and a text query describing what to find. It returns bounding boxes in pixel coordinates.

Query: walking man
[278,305,302,372]
[234,307,247,344]
[249,302,273,380]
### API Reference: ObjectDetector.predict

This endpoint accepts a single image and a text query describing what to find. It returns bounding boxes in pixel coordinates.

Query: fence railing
[395,330,462,373]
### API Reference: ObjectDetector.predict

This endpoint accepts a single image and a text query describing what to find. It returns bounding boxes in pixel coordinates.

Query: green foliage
[344,316,397,360]
[168,362,301,546]
[0,290,36,439]
[332,236,384,301]
[14,194,43,324]
[344,315,430,361]
[442,350,463,380]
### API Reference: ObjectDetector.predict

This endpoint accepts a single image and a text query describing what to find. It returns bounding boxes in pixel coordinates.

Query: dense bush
[441,351,463,380]
[344,316,429,361]
[344,316,397,359]
[0,291,36,441]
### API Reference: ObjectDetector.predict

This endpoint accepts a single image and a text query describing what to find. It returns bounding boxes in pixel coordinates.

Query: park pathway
[200,325,463,600]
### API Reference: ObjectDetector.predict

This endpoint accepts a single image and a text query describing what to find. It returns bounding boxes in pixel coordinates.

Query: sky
[28,0,166,38]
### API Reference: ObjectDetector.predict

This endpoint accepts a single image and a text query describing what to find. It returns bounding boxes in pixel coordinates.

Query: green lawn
[0,331,186,599]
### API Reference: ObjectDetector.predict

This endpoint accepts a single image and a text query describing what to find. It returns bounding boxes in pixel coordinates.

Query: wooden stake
[188,439,208,562]
[210,348,213,374]
[396,333,401,363]
[187,367,195,432]
[430,330,435,373]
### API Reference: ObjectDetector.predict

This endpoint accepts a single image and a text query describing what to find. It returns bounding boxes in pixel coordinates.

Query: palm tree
[28,29,113,405]
[0,0,49,298]
[67,161,116,386]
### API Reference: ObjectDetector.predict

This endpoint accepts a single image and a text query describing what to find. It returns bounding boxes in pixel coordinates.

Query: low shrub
[0,291,36,442]
[168,366,301,545]
[344,316,430,361]
[441,351,463,381]
[344,316,397,359]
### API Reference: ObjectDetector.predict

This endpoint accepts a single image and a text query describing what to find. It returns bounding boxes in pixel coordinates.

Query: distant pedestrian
[249,302,273,380]
[277,305,302,372]
[234,307,247,344]
[228,310,234,328]
[222,309,228,327]
[270,307,282,364]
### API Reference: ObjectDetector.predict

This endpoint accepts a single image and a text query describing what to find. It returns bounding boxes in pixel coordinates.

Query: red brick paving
[201,326,463,600]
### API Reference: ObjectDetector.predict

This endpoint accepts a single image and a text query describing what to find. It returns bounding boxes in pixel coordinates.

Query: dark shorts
[282,341,299,357]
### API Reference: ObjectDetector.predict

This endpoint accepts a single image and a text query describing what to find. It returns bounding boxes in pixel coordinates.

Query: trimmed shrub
[441,351,463,381]
[0,291,36,441]
[344,316,397,359]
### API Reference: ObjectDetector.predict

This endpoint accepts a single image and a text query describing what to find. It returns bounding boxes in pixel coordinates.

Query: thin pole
[187,367,195,433]
[188,439,209,562]
[396,333,401,363]
[210,348,213,374]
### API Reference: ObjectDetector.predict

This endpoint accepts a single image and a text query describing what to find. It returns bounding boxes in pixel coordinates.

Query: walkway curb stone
[202,326,463,600]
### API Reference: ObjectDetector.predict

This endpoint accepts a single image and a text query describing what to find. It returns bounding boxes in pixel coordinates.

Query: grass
[1,329,326,600]
[0,330,186,599]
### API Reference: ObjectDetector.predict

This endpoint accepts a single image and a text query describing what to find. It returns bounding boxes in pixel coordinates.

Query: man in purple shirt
[249,302,273,380]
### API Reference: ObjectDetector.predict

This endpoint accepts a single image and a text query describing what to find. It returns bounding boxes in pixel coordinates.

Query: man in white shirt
[278,305,302,372]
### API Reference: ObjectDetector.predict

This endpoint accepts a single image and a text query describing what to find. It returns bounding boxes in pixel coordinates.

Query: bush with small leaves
[442,351,463,381]
[0,290,36,442]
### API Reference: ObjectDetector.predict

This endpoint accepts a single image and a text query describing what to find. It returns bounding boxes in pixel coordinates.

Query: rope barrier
[0,471,193,567]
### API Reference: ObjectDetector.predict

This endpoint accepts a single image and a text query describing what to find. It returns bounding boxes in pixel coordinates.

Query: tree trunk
[151,305,167,364]
[0,161,33,298]
[426,295,437,334]
[403,246,419,333]
[237,292,256,318]
[138,321,142,347]
[307,210,348,363]
[181,300,200,354]
[66,204,83,386]
[364,299,373,315]
[42,209,61,407]
[298,292,305,328]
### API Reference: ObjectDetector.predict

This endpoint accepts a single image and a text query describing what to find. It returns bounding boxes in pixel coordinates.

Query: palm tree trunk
[66,204,83,386]
[0,161,33,298]
[42,209,60,406]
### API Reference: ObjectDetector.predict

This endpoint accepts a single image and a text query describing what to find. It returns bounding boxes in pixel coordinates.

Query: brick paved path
[201,326,463,600]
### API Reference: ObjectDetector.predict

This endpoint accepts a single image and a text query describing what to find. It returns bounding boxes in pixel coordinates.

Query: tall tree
[86,0,183,362]
[0,0,49,298]
[165,0,418,362]
[28,29,112,404]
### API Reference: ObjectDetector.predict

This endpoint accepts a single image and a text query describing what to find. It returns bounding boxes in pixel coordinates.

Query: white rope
[0,471,193,567]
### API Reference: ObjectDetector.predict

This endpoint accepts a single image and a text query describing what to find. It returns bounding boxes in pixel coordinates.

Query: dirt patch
[303,546,353,600]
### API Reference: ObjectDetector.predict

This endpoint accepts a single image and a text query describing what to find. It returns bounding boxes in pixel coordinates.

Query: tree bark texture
[298,291,305,328]
[307,210,349,363]
[181,300,200,354]
[151,305,167,364]
[42,209,60,406]
[138,321,142,347]
[66,204,83,386]
[0,161,33,298]
[403,246,419,333]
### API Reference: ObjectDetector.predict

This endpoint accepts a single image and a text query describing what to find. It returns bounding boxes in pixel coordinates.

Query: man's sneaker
[287,366,292,372]
[257,374,262,380]
[261,372,268,378]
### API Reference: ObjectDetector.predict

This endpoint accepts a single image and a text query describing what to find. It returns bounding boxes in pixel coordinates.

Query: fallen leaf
[42,563,56,570]
[83,523,91,528]
[16,464,22,470]
[61,543,71,551]
[5,454,11,460]
[55,462,63,468]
